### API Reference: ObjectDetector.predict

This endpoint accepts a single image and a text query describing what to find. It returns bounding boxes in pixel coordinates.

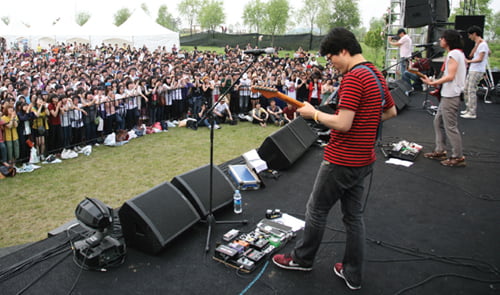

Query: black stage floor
[1,93,500,295]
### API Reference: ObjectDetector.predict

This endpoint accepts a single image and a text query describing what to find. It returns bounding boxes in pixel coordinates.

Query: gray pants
[463,71,483,116]
[433,96,463,158]
[292,161,373,286]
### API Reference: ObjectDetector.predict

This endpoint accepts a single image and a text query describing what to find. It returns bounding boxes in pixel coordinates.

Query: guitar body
[407,69,441,101]
[250,86,305,108]
[429,86,441,101]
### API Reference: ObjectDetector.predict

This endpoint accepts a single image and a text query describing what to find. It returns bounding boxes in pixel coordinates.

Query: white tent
[2,19,32,50]
[0,9,180,52]
[29,20,59,49]
[50,17,90,45]
[80,16,124,48]
[112,9,179,51]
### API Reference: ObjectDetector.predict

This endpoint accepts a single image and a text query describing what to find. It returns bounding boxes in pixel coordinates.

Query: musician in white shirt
[462,25,490,119]
[389,28,413,75]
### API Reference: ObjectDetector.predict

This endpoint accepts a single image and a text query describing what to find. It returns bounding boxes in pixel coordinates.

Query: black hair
[467,25,483,38]
[319,27,362,57]
[441,30,464,51]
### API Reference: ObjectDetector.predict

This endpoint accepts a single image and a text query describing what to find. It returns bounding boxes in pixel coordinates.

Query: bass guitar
[407,69,441,101]
[250,86,305,108]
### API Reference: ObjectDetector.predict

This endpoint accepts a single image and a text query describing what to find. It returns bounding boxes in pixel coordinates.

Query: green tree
[242,0,266,34]
[297,0,322,50]
[157,5,180,31]
[141,3,150,15]
[316,2,333,35]
[114,8,132,26]
[198,0,225,36]
[329,0,360,31]
[1,16,10,26]
[491,12,500,41]
[75,11,91,26]
[178,0,201,35]
[263,0,290,46]
[365,27,384,66]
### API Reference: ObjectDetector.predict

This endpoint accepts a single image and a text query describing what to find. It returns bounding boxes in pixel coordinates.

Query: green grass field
[0,122,279,247]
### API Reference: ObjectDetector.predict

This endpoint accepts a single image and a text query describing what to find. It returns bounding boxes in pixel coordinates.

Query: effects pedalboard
[213,219,294,273]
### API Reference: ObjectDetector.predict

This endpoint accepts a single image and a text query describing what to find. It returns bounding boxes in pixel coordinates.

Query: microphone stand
[198,54,260,252]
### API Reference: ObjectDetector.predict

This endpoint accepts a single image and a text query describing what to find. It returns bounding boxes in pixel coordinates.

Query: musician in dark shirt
[402,51,431,92]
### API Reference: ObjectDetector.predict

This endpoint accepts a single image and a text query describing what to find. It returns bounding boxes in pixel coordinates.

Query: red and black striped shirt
[324,62,395,167]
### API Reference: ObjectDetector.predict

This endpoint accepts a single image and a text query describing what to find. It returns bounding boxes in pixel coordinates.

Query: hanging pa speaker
[404,0,433,28]
[171,164,236,217]
[432,0,450,22]
[118,181,200,255]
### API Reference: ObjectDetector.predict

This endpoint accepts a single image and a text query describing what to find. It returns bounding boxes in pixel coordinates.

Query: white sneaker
[460,110,468,115]
[460,113,476,119]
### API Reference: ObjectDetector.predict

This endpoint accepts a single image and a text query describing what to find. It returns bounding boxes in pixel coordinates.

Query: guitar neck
[408,69,426,79]
[251,86,305,108]
[274,92,305,108]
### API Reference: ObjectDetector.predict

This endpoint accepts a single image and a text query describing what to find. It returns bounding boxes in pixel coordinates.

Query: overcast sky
[2,0,500,29]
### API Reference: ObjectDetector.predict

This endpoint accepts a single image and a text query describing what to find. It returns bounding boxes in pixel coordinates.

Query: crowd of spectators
[0,42,341,166]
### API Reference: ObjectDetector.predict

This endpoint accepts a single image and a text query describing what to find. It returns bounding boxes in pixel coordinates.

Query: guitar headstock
[250,86,278,98]
[250,85,278,93]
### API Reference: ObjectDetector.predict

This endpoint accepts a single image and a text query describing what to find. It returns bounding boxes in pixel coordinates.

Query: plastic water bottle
[233,190,242,214]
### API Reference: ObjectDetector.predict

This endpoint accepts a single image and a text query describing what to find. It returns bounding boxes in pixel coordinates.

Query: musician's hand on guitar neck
[297,102,316,119]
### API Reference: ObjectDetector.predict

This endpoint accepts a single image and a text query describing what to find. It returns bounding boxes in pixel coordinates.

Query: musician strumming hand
[421,30,467,167]
[272,27,397,290]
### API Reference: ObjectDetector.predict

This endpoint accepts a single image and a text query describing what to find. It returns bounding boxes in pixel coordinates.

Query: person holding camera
[1,105,19,163]
[31,97,50,160]
[388,28,413,75]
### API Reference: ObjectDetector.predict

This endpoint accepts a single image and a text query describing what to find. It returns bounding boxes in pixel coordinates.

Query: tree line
[1,0,499,42]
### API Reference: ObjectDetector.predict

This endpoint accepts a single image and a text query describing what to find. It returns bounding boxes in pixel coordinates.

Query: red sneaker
[272,253,312,271]
[334,263,361,290]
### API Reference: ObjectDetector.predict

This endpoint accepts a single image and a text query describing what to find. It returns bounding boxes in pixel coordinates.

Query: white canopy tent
[0,9,179,52]
[79,16,125,48]
[1,19,32,50]
[111,9,179,51]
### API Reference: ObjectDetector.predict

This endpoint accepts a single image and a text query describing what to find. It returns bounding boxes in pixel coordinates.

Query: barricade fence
[180,32,325,51]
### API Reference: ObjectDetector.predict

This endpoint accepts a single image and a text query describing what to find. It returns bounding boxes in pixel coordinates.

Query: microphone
[415,41,439,48]
[243,48,275,55]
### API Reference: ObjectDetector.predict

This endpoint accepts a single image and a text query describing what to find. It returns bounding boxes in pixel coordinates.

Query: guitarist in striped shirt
[273,27,397,290]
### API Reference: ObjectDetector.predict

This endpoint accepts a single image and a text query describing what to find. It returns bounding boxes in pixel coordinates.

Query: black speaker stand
[201,212,247,252]
[199,56,259,252]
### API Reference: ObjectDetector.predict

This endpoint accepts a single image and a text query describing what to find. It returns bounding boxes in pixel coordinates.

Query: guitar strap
[351,64,386,140]
[351,64,386,107]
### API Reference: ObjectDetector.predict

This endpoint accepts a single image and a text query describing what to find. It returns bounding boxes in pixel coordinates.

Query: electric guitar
[407,69,441,101]
[250,86,305,108]
[407,68,426,79]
